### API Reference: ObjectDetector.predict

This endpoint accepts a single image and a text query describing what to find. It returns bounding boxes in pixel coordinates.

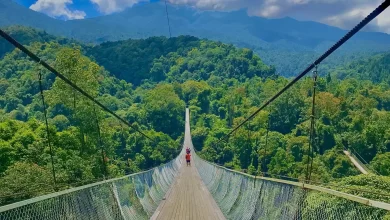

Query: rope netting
[0,150,184,220]
[194,154,390,220]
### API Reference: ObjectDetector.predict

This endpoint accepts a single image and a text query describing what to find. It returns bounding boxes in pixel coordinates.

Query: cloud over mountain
[89,0,148,14]
[26,0,390,33]
[166,0,390,33]
[30,0,86,20]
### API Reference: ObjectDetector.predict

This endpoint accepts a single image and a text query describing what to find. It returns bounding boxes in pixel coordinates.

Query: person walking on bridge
[185,153,191,166]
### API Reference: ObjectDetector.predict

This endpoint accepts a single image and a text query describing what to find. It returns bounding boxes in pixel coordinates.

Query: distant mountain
[0,0,66,36]
[333,52,390,84]
[0,26,75,58]
[1,0,390,76]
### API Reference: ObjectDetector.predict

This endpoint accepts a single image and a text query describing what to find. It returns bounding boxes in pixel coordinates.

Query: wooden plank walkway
[151,108,225,220]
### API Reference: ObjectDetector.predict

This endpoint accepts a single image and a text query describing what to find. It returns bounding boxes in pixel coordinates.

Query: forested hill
[1,26,390,205]
[86,36,276,86]
[0,26,75,58]
[2,0,390,77]
[332,52,390,84]
[0,27,276,205]
[0,27,276,87]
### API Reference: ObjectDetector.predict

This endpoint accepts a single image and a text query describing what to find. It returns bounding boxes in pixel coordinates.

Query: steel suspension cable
[305,66,318,183]
[247,120,253,170]
[119,123,127,155]
[217,0,390,143]
[93,106,107,178]
[0,28,154,142]
[164,0,172,38]
[349,146,380,175]
[37,66,57,190]
[263,115,270,177]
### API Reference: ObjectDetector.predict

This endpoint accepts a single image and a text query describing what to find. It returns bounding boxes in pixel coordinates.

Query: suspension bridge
[1,0,390,219]
[0,108,390,219]
[343,149,369,174]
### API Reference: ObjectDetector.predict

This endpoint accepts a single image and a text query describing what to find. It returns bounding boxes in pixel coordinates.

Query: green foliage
[333,52,390,84]
[371,153,390,176]
[321,149,359,178]
[0,35,185,205]
[143,84,185,138]
[2,26,390,207]
[189,50,390,186]
[268,148,295,177]
[50,115,69,131]
[86,36,201,85]
[86,36,276,86]
[330,174,390,203]
[3,0,390,78]
[0,26,74,58]
[0,162,53,205]
[191,126,209,151]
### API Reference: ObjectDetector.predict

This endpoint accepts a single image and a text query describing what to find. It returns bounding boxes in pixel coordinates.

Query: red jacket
[185,154,191,161]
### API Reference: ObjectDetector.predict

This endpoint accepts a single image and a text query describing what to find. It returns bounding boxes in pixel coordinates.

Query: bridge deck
[151,108,225,220]
[151,160,225,220]
[343,150,368,174]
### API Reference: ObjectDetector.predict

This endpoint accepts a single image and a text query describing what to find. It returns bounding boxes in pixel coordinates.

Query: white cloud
[90,0,148,14]
[24,0,390,33]
[30,0,86,20]
[377,9,390,33]
[258,5,281,17]
[325,7,373,29]
[165,0,390,33]
[168,0,248,10]
[323,2,390,33]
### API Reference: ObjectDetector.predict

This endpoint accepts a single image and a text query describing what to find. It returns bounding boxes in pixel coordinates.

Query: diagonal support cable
[37,67,57,190]
[217,0,390,143]
[305,66,318,183]
[0,29,154,142]
[164,0,172,38]
[263,114,270,177]
[93,105,107,179]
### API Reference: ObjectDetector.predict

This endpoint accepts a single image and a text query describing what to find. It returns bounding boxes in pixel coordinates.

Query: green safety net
[194,154,390,220]
[0,152,184,220]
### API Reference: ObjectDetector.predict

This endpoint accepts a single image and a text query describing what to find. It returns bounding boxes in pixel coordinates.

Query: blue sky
[15,0,113,18]
[14,0,161,18]
[13,0,390,33]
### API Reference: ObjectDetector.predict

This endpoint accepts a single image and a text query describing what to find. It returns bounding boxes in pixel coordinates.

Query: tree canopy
[1,26,390,206]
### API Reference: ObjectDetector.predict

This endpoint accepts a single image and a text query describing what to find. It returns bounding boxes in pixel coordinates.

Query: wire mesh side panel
[0,157,182,220]
[194,155,390,220]
[0,183,123,220]
[252,180,304,220]
[125,159,181,218]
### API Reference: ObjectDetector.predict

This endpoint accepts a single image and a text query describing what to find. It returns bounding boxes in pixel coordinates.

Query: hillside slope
[332,52,390,84]
[1,0,390,76]
[0,26,76,58]
[85,36,276,85]
[1,25,390,207]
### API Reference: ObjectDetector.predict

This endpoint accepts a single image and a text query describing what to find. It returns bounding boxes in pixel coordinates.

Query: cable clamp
[312,64,318,79]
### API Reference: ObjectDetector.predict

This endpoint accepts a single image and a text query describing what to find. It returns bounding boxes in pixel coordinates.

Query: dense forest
[1,26,390,205]
[3,0,390,78]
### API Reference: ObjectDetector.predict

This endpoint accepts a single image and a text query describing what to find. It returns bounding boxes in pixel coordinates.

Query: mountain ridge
[1,0,390,76]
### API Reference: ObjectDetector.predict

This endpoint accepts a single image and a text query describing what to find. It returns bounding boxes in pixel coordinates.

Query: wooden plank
[153,159,226,220]
[152,108,225,219]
